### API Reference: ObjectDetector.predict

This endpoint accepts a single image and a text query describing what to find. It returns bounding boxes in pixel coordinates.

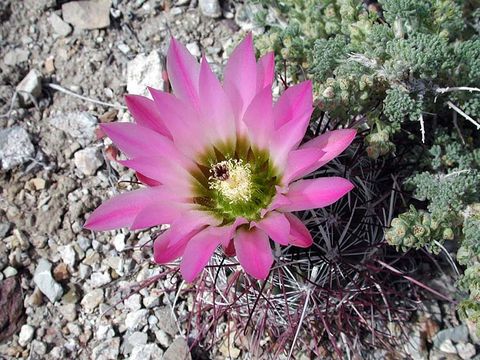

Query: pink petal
[150,88,210,160]
[282,147,326,184]
[256,52,275,92]
[242,86,274,150]
[269,107,314,167]
[130,201,191,230]
[180,225,232,282]
[154,211,220,263]
[279,177,354,212]
[254,211,290,245]
[223,33,257,124]
[285,213,313,248]
[119,156,201,193]
[234,227,273,280]
[136,172,161,186]
[198,56,236,142]
[125,95,172,138]
[273,80,313,129]
[167,38,200,108]
[300,129,357,169]
[100,123,182,160]
[261,192,291,216]
[84,187,165,231]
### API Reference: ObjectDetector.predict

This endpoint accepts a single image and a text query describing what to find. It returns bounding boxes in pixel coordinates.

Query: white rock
[143,295,160,309]
[456,342,476,360]
[74,147,103,175]
[129,343,163,360]
[48,13,72,36]
[199,0,221,18]
[163,338,191,360]
[89,271,111,288]
[92,337,120,360]
[128,331,148,346]
[3,266,18,278]
[96,324,115,340]
[0,126,35,170]
[62,0,111,30]
[186,42,201,58]
[117,43,130,54]
[81,288,104,312]
[4,49,29,66]
[113,233,126,252]
[16,69,43,105]
[439,339,457,354]
[125,309,149,331]
[127,52,165,97]
[49,112,97,147]
[124,293,142,311]
[235,3,265,34]
[79,263,92,279]
[155,330,171,348]
[18,324,35,347]
[33,259,63,303]
[58,244,77,268]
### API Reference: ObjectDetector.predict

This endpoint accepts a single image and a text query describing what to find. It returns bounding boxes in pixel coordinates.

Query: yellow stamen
[209,159,252,204]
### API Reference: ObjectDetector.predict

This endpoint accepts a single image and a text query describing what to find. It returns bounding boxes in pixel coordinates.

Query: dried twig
[447,101,480,130]
[436,86,480,94]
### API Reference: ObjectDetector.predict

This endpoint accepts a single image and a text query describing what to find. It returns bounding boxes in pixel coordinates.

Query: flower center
[209,159,253,204]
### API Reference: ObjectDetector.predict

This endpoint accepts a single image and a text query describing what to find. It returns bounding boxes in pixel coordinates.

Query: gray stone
[439,339,458,354]
[62,0,111,30]
[199,0,221,18]
[30,340,47,356]
[154,329,171,348]
[81,288,104,312]
[58,244,77,268]
[235,4,265,34]
[96,324,115,340]
[434,325,469,348]
[59,303,77,322]
[16,69,43,105]
[113,233,126,252]
[49,112,97,147]
[127,51,165,97]
[163,338,191,360]
[154,307,178,336]
[186,42,201,58]
[129,343,163,360]
[48,13,72,36]
[124,294,142,311]
[125,309,149,331]
[4,49,29,66]
[3,266,18,278]
[33,258,63,303]
[74,147,103,175]
[18,324,35,347]
[456,342,476,360]
[0,126,35,170]
[92,337,120,360]
[89,271,111,288]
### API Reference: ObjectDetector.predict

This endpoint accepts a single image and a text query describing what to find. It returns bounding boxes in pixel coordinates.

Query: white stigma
[209,159,253,204]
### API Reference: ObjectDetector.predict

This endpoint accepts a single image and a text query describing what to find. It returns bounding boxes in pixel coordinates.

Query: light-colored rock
[49,112,97,147]
[18,325,35,347]
[186,42,201,57]
[127,51,165,97]
[58,244,76,268]
[48,13,72,36]
[90,271,111,288]
[3,266,18,278]
[117,43,130,54]
[129,343,163,360]
[74,147,103,175]
[124,294,142,311]
[154,329,171,348]
[235,3,265,34]
[96,324,115,340]
[125,309,149,331]
[33,259,63,303]
[456,342,476,360]
[92,337,120,360]
[62,0,111,30]
[59,303,77,322]
[439,339,457,354]
[199,0,221,18]
[16,69,43,105]
[4,49,29,66]
[113,234,126,252]
[154,308,177,336]
[0,126,35,170]
[81,288,104,312]
[434,325,469,348]
[163,338,191,360]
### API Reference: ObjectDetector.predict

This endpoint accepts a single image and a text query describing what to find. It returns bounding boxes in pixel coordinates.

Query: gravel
[0,126,35,170]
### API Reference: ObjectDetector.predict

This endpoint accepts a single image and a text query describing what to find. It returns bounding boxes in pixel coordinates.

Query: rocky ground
[0,0,479,359]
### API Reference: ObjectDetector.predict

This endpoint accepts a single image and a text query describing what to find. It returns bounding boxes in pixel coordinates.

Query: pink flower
[84,34,356,282]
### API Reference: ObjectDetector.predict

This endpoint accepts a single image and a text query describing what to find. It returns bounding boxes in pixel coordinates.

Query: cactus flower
[85,34,356,281]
